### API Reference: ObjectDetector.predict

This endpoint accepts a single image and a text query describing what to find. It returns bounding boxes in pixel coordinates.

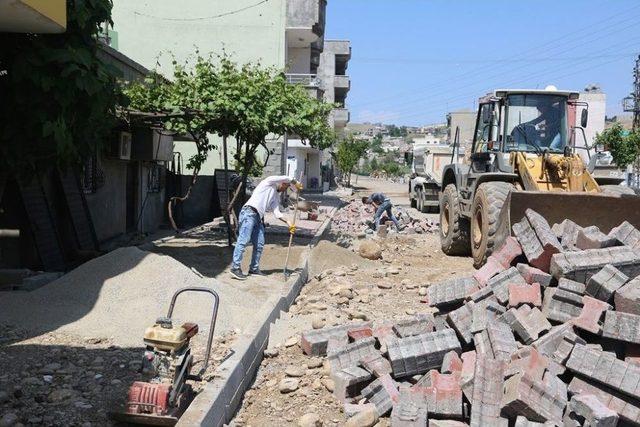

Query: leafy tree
[124,54,334,232]
[334,135,369,186]
[595,123,640,168]
[0,0,118,177]
[370,134,384,154]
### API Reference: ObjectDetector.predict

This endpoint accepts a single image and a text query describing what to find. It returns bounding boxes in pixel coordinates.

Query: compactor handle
[167,287,220,374]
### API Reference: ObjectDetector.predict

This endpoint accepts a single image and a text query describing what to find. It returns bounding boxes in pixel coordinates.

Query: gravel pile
[295,209,640,426]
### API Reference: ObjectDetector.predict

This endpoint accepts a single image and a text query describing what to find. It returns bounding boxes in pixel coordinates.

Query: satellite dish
[545,85,558,91]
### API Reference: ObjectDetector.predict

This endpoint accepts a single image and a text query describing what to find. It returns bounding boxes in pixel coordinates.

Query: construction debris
[295,209,640,425]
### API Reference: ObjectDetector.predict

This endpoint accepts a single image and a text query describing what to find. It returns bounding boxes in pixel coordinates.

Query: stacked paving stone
[301,210,640,425]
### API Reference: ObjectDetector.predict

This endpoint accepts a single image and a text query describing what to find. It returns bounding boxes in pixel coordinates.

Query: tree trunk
[167,134,205,231]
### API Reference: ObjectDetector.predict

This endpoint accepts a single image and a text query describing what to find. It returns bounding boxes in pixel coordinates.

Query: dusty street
[230,178,474,426]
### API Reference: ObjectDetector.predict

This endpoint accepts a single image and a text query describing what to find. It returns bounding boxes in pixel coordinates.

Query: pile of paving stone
[331,200,437,237]
[300,208,640,426]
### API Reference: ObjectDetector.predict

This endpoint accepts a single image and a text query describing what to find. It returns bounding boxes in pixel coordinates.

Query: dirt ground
[230,178,474,427]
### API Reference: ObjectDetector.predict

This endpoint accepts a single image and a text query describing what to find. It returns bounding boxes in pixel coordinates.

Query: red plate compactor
[111,287,220,426]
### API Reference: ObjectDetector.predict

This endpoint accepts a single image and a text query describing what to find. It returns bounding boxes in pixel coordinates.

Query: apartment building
[287,39,352,190]
[109,1,347,206]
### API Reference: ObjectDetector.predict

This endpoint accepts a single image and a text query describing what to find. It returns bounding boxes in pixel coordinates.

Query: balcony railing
[286,73,322,87]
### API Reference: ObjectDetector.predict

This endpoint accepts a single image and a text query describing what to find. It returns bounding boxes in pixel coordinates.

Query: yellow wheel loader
[439,88,640,268]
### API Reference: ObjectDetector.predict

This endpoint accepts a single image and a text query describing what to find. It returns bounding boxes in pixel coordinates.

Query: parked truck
[409,143,463,213]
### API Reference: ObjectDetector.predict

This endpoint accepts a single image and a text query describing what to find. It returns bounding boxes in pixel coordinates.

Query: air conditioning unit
[118,132,132,160]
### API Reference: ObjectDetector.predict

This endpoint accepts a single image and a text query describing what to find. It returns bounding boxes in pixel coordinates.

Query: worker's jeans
[232,206,265,271]
[374,200,401,230]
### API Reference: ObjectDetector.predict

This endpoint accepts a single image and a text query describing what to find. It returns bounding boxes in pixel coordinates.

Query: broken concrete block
[586,264,629,302]
[487,267,527,305]
[389,387,428,427]
[602,310,640,344]
[505,347,549,380]
[501,372,567,425]
[572,296,611,334]
[517,263,553,288]
[469,356,507,427]
[568,393,619,427]
[446,301,475,345]
[576,225,619,250]
[569,376,640,425]
[566,344,640,400]
[501,305,551,344]
[615,276,640,315]
[348,326,374,342]
[553,219,583,250]
[513,209,563,272]
[332,366,373,401]
[392,315,435,338]
[532,323,585,366]
[361,374,400,416]
[492,236,524,268]
[508,282,542,307]
[441,350,463,375]
[360,352,393,378]
[432,315,451,331]
[558,277,586,295]
[467,285,496,304]
[483,320,518,361]
[474,257,504,287]
[608,220,640,250]
[470,300,506,333]
[426,277,479,308]
[411,370,463,418]
[550,246,640,283]
[301,322,371,356]
[327,336,378,371]
[542,287,584,324]
[343,402,378,418]
[386,329,461,378]
[459,351,476,401]
[514,416,556,427]
[428,421,470,427]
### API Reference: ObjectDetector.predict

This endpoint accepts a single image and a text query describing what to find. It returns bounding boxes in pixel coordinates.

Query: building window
[147,163,164,193]
[80,154,105,194]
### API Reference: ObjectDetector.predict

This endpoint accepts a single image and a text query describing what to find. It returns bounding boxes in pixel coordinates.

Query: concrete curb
[177,198,340,427]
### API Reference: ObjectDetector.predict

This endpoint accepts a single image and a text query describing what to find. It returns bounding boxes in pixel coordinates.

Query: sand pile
[0,247,274,346]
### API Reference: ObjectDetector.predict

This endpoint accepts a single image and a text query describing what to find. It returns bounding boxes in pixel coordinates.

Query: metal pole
[223,135,232,246]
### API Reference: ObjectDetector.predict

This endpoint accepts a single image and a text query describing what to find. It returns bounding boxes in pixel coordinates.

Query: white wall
[287,46,311,74]
[576,92,606,161]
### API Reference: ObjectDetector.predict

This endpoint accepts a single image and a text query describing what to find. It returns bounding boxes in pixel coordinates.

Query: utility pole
[623,55,640,187]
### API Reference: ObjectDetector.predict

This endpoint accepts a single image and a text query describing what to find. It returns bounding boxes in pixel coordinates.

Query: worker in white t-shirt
[230,175,302,280]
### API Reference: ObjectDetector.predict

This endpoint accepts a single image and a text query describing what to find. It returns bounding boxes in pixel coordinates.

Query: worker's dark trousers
[232,206,265,271]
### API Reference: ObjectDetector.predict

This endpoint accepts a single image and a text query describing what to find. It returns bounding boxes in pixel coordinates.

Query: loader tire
[440,184,470,256]
[470,182,514,268]
[600,185,638,196]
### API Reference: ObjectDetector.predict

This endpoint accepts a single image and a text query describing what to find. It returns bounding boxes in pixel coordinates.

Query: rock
[377,282,393,290]
[344,407,379,427]
[0,413,18,427]
[278,378,299,393]
[347,311,368,321]
[48,388,74,403]
[43,375,53,383]
[285,366,306,377]
[264,348,279,358]
[298,413,322,427]
[284,337,298,347]
[339,289,354,299]
[306,358,323,369]
[311,318,325,330]
[0,392,9,404]
[387,267,400,275]
[418,287,428,296]
[321,378,335,392]
[359,241,382,260]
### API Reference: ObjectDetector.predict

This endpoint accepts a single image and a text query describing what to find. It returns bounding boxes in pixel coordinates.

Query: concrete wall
[137,162,167,234]
[287,47,311,73]
[85,158,127,242]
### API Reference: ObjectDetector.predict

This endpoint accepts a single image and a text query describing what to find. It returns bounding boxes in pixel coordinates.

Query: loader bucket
[494,190,640,251]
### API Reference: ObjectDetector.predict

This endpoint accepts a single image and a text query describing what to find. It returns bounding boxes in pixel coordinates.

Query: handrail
[285,73,321,87]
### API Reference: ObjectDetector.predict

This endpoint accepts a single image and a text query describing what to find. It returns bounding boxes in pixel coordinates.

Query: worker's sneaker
[249,269,267,276]
[230,268,247,281]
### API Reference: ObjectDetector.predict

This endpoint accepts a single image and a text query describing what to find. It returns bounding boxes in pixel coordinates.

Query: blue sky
[325,0,640,126]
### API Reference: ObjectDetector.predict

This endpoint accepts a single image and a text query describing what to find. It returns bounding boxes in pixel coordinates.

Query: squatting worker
[230,176,303,280]
[362,192,402,231]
